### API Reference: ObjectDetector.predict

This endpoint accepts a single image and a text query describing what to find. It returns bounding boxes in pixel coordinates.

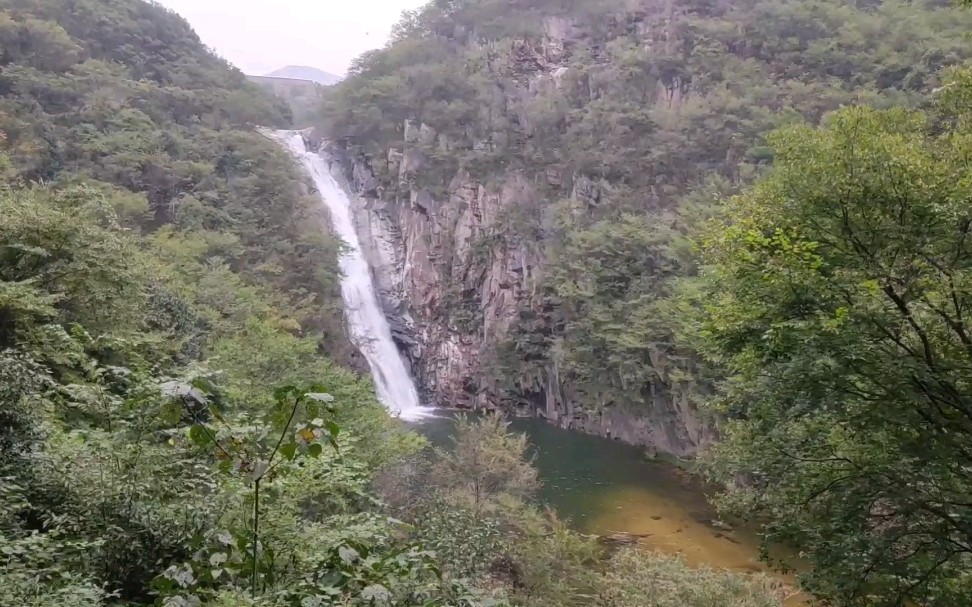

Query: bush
[595,550,785,607]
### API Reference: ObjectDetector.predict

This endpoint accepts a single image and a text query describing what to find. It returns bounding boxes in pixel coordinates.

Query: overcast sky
[157,0,427,76]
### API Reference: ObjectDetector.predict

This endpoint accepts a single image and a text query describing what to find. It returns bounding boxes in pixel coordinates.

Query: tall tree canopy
[697,69,972,606]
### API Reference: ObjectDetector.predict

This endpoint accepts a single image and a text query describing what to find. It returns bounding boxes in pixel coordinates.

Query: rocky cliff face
[316,11,711,456]
[325,130,709,456]
[315,0,972,457]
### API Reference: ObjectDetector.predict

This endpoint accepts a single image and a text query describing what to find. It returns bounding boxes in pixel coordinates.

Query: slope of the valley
[0,0,365,368]
[0,0,412,601]
[320,0,972,455]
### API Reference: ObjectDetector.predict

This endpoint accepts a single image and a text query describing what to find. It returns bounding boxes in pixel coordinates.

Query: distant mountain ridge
[265,65,341,85]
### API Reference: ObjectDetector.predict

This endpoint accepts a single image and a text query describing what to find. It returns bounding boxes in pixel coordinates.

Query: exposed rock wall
[317,153,708,458]
[323,141,538,405]
[315,9,712,456]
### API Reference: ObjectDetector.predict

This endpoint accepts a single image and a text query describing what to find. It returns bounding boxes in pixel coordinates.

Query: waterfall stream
[274,131,434,421]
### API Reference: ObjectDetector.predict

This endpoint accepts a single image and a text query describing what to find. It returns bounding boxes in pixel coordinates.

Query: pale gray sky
[157,0,426,76]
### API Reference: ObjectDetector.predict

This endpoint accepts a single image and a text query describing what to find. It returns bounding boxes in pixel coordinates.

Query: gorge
[272,127,779,583]
[5,0,972,604]
[319,0,972,457]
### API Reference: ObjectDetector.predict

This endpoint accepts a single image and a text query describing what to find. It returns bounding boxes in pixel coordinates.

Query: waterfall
[273,130,434,421]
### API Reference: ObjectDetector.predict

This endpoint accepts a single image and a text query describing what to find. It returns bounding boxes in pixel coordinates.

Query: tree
[695,95,972,604]
[0,184,146,347]
[433,414,540,516]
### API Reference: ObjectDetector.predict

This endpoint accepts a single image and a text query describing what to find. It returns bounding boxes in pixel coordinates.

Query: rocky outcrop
[317,10,712,456]
[328,137,709,456]
[326,140,543,409]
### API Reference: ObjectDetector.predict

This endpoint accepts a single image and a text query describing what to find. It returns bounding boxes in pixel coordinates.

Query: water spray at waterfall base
[272,130,435,421]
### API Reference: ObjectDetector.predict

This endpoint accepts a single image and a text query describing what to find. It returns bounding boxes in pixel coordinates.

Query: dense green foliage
[0,0,356,364]
[695,72,972,606]
[431,414,540,515]
[321,0,972,419]
[0,0,455,603]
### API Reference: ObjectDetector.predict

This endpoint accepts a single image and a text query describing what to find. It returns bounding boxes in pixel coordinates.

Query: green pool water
[411,412,805,603]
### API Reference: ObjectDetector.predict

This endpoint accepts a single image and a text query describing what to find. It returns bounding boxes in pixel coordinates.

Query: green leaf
[280,441,297,460]
[251,459,269,480]
[273,385,299,402]
[188,424,209,447]
[308,443,323,458]
[209,552,227,566]
[361,584,391,601]
[325,420,340,439]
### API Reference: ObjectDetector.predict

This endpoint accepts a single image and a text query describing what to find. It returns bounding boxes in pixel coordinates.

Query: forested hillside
[0,0,359,360]
[320,0,972,454]
[0,0,792,606]
[0,0,403,601]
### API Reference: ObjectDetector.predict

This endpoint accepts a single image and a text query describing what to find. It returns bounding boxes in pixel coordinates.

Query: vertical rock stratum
[318,0,972,455]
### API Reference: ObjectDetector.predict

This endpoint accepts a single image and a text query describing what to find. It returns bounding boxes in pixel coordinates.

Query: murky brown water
[413,414,809,605]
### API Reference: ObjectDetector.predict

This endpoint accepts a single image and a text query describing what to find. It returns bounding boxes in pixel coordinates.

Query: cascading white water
[273,130,434,421]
